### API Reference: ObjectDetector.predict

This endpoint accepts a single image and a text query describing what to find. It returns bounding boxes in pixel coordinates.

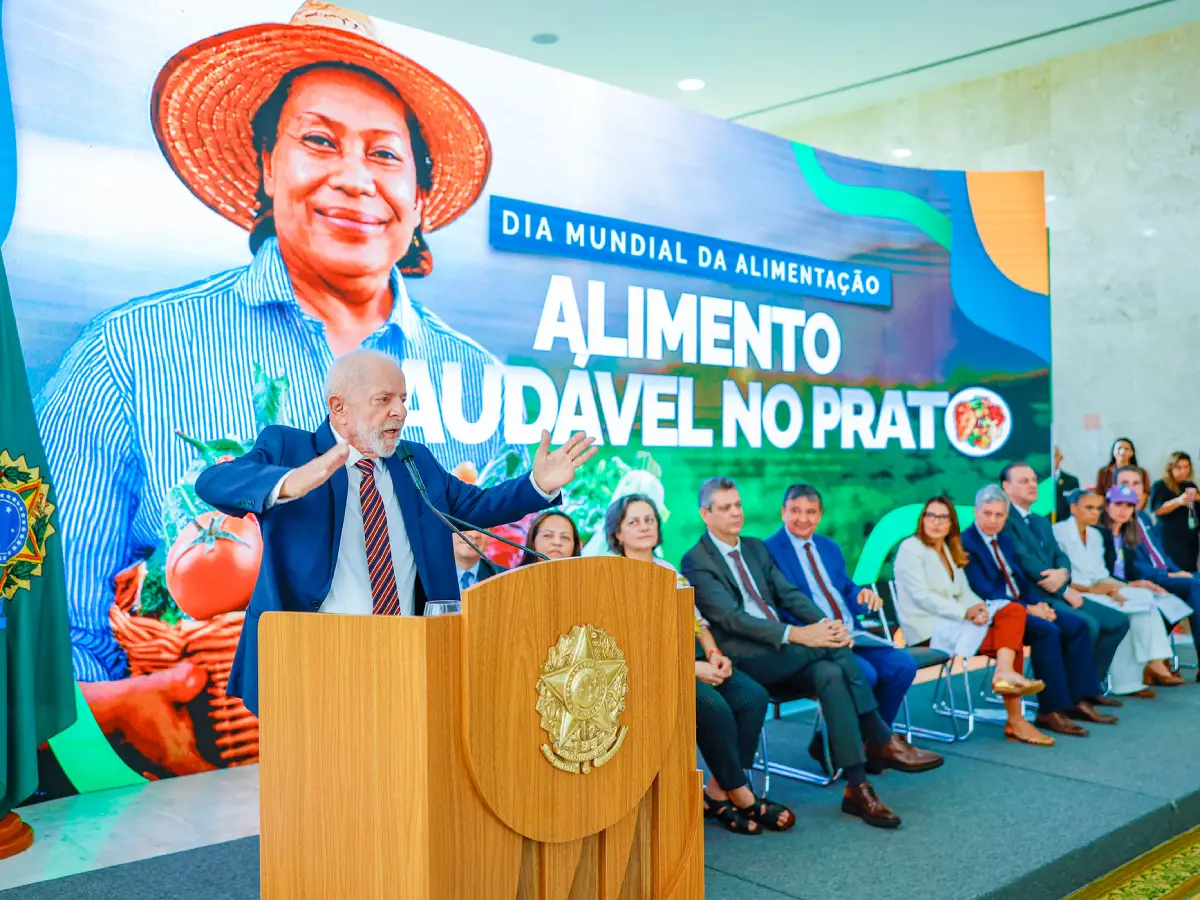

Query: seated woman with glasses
[894,497,1051,747]
[519,511,582,565]
[604,493,794,836]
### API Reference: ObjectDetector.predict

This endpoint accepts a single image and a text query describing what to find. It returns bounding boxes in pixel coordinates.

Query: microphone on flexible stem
[395,443,551,563]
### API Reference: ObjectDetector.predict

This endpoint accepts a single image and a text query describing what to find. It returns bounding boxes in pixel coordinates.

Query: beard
[360,418,403,458]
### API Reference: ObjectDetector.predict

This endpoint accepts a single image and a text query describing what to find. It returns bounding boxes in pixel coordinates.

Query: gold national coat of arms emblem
[0,451,56,601]
[536,624,629,774]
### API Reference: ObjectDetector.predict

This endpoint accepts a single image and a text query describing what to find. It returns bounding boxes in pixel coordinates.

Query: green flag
[0,250,76,816]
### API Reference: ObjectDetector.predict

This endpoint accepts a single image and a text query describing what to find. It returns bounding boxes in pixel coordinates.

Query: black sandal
[735,795,796,832]
[702,794,762,835]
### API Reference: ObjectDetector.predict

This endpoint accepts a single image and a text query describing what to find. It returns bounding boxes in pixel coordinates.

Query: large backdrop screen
[1,0,1050,793]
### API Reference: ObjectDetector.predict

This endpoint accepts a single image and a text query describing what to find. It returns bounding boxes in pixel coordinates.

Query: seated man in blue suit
[964,484,1117,735]
[1116,465,1200,679]
[195,349,596,715]
[1001,462,1128,709]
[765,484,919,768]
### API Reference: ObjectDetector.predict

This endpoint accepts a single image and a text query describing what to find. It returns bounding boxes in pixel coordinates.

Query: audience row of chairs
[448,447,1199,835]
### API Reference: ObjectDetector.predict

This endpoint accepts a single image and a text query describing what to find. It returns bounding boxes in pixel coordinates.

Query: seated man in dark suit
[452,529,503,591]
[1116,465,1200,679]
[1054,446,1081,524]
[681,477,943,830]
[1000,462,1128,708]
[964,485,1118,735]
[764,483,919,759]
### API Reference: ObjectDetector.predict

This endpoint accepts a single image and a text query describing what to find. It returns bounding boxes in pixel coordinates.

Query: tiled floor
[0,765,260,891]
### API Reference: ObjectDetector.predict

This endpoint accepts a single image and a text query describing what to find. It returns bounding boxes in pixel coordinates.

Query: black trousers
[734,645,884,770]
[695,668,769,792]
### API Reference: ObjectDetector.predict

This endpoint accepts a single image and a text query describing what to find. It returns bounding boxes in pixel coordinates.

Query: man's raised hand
[279,443,351,500]
[532,430,598,495]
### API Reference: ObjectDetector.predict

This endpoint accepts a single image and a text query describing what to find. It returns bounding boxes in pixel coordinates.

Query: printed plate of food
[945,388,1011,457]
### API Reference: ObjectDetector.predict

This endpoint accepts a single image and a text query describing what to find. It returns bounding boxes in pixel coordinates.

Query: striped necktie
[355,458,401,615]
[728,549,779,622]
[803,542,843,621]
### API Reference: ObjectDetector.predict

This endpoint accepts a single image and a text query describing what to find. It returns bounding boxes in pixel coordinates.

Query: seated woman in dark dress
[1150,452,1199,573]
[604,493,794,836]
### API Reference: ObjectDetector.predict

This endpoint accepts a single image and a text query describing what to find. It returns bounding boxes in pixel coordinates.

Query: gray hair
[974,484,1010,512]
[699,476,738,510]
[323,349,401,402]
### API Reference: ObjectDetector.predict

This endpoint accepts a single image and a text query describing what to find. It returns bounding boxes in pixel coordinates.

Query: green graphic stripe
[852,478,1055,585]
[791,143,953,251]
[48,685,146,793]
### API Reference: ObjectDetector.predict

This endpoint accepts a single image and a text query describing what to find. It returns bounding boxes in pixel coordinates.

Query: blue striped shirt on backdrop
[37,238,514,681]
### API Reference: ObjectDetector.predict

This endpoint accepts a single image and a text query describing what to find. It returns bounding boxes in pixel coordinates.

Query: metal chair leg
[756,728,771,795]
[1174,630,1198,672]
[750,702,841,787]
[907,657,964,744]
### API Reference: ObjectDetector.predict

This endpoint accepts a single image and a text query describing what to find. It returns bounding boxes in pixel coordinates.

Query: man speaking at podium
[196,349,596,715]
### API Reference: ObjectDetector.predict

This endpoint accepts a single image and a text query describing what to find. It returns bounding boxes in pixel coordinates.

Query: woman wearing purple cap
[1103,484,1192,686]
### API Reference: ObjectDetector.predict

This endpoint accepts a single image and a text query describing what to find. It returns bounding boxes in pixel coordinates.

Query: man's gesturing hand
[279,443,351,500]
[532,430,598,495]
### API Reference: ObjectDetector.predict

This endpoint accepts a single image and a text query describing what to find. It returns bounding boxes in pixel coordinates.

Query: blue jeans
[854,646,918,727]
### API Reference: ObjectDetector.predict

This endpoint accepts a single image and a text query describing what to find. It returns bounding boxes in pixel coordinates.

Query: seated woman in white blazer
[894,497,1053,747]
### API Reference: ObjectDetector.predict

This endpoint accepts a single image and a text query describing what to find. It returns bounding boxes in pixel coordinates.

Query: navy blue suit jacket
[961,526,1033,604]
[1002,509,1070,602]
[763,529,864,624]
[195,421,557,714]
[1135,510,1179,570]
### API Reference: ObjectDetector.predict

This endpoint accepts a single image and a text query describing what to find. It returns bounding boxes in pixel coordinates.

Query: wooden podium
[258,556,704,899]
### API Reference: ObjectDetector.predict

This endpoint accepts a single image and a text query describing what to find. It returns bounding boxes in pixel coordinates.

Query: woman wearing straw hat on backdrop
[37,1,511,775]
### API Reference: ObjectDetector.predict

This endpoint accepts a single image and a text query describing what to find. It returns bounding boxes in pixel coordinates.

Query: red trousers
[977,602,1027,657]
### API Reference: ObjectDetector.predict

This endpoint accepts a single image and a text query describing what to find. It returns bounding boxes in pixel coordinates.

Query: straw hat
[151,1,491,255]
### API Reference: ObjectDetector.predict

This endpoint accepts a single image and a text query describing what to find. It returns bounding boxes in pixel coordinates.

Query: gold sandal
[992,677,1045,697]
[1005,722,1055,746]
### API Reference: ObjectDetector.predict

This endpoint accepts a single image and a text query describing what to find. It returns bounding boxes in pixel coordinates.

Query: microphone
[395,443,551,563]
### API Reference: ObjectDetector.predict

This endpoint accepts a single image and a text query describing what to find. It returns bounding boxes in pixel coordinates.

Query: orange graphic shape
[965,171,1049,295]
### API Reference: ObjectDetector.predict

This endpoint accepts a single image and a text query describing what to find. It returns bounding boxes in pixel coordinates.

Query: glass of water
[424,600,461,617]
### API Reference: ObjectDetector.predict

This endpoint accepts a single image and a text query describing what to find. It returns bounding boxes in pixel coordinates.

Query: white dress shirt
[269,426,416,615]
[708,533,791,644]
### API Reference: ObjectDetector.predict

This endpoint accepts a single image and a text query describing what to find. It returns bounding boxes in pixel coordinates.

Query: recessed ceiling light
[531,33,558,45]
[1143,227,1157,237]
[891,148,913,159]
[1045,194,1057,203]
[677,78,705,92]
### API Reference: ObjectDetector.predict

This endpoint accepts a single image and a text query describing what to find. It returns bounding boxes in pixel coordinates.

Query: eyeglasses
[923,512,952,522]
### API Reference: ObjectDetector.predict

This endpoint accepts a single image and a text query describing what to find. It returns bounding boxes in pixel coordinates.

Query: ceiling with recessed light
[355,0,1198,133]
